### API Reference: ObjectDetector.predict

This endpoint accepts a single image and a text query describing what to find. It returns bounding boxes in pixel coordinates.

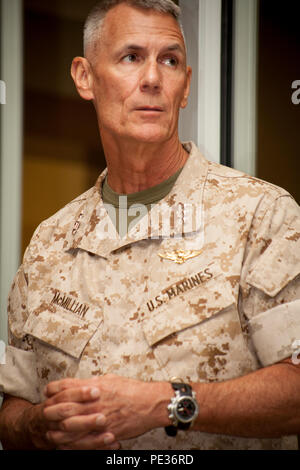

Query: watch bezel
[173,394,199,424]
[168,390,199,426]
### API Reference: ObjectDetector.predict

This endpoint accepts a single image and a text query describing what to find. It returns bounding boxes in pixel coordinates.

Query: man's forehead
[101,3,184,46]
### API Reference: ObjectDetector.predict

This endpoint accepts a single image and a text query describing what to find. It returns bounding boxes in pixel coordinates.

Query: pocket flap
[24,308,101,359]
[142,275,236,347]
[246,237,300,297]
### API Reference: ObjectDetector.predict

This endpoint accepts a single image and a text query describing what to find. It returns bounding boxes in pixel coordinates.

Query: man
[0,0,300,450]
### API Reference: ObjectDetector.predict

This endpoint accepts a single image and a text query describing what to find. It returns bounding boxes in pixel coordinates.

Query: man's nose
[140,59,161,93]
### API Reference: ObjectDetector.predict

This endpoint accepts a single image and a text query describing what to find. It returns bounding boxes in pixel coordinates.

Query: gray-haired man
[0,0,300,450]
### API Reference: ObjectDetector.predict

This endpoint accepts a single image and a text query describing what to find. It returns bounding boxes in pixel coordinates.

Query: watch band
[165,382,195,437]
[172,382,192,395]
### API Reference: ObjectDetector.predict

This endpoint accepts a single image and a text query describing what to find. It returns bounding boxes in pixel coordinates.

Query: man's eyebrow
[164,43,185,55]
[116,44,145,54]
[116,43,185,55]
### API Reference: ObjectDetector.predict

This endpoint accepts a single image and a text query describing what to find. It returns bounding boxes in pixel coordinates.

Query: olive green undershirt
[102,167,183,236]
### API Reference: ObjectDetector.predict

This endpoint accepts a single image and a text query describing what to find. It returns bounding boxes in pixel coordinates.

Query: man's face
[88,3,191,145]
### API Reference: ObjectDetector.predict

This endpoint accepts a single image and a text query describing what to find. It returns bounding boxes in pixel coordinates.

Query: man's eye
[123,54,138,63]
[163,57,178,67]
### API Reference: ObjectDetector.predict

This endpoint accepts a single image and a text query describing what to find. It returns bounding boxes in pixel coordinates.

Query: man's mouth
[135,106,163,112]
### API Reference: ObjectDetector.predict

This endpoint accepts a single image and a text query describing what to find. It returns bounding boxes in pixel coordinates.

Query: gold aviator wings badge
[158,249,203,265]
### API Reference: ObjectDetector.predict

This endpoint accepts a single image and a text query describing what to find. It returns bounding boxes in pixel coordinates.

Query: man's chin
[102,123,175,146]
[127,127,171,144]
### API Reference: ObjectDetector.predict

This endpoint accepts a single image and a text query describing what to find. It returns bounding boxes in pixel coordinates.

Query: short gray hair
[83,0,184,57]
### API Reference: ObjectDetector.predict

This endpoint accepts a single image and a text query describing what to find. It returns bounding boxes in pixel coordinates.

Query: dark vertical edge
[220,0,233,167]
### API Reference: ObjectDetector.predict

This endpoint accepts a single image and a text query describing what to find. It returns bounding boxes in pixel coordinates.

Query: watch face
[176,397,197,423]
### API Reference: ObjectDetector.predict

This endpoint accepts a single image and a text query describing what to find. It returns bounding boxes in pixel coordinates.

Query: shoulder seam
[208,165,290,198]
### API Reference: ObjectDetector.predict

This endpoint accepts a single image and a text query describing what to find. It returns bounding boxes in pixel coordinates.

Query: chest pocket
[23,306,102,360]
[141,273,258,382]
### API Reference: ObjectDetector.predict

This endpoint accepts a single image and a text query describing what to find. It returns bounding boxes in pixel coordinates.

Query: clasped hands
[41,374,162,450]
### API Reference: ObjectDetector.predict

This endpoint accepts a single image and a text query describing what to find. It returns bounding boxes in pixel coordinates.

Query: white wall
[232,0,258,175]
[179,0,258,174]
[0,0,23,344]
[179,0,222,164]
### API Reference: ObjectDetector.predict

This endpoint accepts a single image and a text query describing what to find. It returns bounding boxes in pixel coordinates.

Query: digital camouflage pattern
[1,142,300,449]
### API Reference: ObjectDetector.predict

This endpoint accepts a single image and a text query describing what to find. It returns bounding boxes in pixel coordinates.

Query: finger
[59,413,107,433]
[45,378,81,397]
[56,432,120,451]
[48,420,65,431]
[44,402,86,422]
[45,386,100,407]
[45,377,101,398]
[58,441,121,451]
[46,429,89,446]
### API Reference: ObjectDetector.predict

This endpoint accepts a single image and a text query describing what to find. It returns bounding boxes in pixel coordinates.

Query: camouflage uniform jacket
[1,142,300,449]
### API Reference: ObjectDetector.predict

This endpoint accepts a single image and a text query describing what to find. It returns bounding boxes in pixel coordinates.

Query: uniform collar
[65,142,209,258]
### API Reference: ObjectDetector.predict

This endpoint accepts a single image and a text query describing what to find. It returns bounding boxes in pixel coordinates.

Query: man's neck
[101,134,189,194]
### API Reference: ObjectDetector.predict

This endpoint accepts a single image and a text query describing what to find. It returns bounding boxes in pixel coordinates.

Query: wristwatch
[165,382,199,437]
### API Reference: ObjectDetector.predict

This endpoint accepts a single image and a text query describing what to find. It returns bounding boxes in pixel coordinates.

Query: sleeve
[241,194,300,367]
[0,263,41,404]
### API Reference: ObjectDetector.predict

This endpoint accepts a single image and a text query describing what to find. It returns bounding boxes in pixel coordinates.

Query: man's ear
[71,57,94,101]
[180,66,192,109]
